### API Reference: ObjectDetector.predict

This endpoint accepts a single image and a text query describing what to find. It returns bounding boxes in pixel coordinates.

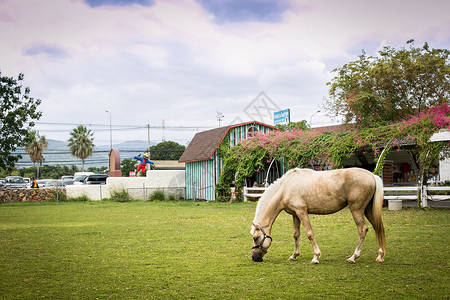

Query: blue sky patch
[196,0,290,23]
[84,0,154,8]
[23,44,69,59]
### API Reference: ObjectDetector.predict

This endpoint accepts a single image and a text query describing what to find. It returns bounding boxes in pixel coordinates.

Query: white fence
[243,187,267,201]
[66,170,185,201]
[243,185,450,207]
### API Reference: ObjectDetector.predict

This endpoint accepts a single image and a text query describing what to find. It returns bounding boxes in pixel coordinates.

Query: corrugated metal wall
[185,156,217,201]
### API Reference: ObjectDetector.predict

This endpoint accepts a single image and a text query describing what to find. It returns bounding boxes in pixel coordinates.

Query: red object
[400,163,411,173]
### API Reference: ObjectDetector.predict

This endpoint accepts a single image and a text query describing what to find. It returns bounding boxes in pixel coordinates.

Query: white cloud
[0,0,449,144]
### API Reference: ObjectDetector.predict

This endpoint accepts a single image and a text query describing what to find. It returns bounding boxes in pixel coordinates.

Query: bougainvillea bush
[216,104,450,201]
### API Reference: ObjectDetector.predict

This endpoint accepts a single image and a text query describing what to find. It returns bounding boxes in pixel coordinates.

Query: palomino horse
[251,167,386,264]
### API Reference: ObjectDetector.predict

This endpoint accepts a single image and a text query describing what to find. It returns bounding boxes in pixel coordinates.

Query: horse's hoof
[346,259,355,264]
[288,257,297,261]
[375,258,384,263]
[310,260,319,265]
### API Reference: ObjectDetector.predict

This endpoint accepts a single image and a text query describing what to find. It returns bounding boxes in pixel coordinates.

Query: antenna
[216,111,224,127]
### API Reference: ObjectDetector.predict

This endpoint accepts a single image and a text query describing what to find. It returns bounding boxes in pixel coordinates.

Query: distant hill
[16,139,158,169]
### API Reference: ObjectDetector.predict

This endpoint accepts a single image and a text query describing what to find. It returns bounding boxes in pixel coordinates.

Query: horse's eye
[253,237,258,242]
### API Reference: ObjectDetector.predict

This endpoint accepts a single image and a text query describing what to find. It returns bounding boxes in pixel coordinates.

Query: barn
[178,121,278,201]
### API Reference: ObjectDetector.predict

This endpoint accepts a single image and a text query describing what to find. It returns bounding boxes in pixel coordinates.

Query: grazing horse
[251,168,386,264]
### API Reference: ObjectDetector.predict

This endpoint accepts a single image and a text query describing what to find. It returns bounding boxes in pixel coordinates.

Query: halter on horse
[251,167,386,264]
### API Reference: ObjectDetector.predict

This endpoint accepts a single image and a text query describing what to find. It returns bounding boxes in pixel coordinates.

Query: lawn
[0,201,448,299]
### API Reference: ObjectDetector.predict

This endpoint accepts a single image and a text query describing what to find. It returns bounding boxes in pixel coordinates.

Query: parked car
[24,177,31,188]
[73,172,95,185]
[83,174,108,185]
[61,176,74,186]
[0,178,6,188]
[36,179,50,188]
[45,180,64,188]
[5,176,27,188]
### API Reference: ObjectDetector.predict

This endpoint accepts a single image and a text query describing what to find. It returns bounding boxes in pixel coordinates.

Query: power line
[35,121,212,131]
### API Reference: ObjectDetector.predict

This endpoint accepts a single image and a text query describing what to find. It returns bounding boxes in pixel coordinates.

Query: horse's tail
[372,174,386,256]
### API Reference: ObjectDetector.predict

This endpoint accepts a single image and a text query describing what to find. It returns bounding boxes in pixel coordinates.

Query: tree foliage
[120,158,137,177]
[150,141,186,160]
[0,71,42,170]
[216,104,450,202]
[25,130,48,178]
[326,41,450,126]
[276,120,310,131]
[68,125,95,171]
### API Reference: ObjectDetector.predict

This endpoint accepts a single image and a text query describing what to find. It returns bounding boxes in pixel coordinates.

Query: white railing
[425,186,450,201]
[241,185,450,207]
[243,187,267,201]
[383,186,421,201]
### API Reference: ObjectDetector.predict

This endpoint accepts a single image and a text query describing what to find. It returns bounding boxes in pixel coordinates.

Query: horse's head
[251,222,272,262]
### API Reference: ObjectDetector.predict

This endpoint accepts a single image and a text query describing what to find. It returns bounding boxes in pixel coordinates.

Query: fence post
[244,187,248,202]
[99,185,102,202]
[143,183,146,201]
[420,185,428,208]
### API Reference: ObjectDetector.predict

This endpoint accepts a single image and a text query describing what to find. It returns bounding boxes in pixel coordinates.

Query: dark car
[83,174,108,185]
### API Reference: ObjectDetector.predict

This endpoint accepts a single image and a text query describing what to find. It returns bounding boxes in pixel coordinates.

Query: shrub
[148,189,166,201]
[66,195,90,202]
[110,189,133,202]
[52,190,68,202]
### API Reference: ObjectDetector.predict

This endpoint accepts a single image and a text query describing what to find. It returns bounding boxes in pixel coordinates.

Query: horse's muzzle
[252,254,263,262]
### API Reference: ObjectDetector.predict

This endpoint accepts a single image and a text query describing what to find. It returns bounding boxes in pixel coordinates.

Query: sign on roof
[274,109,290,125]
[430,130,450,142]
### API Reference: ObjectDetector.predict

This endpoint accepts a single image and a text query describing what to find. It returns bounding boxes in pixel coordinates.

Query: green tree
[121,158,137,177]
[276,120,310,131]
[24,130,48,178]
[68,125,95,171]
[326,41,450,127]
[150,141,186,160]
[0,71,42,170]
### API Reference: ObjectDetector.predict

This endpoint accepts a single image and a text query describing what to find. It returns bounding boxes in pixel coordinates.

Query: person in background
[134,152,154,177]
[31,177,39,188]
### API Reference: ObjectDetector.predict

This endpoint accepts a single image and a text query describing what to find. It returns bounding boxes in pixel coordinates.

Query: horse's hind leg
[297,210,321,264]
[347,209,368,264]
[365,205,385,263]
[288,214,301,261]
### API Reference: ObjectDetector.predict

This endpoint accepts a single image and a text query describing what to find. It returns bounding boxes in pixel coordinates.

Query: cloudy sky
[1,0,449,146]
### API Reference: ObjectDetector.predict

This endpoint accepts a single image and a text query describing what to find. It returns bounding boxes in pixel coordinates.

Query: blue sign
[274,109,290,125]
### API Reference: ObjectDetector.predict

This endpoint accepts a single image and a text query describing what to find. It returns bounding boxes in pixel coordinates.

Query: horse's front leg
[288,214,301,261]
[297,210,321,264]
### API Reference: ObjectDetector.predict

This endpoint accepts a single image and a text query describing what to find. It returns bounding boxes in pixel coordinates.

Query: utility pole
[147,124,151,157]
[162,120,166,141]
[105,110,112,150]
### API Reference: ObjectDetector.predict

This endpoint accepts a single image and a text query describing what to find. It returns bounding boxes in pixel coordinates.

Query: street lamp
[105,110,112,150]
[310,110,321,127]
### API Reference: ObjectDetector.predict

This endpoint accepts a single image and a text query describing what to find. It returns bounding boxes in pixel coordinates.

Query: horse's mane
[250,168,300,234]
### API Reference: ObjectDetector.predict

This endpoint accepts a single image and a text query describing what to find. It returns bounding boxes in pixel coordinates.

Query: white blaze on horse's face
[251,224,272,262]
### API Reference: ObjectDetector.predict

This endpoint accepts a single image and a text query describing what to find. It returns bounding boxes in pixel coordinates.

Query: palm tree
[68,125,95,171]
[25,131,48,178]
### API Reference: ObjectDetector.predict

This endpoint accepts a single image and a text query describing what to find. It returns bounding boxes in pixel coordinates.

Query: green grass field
[0,201,448,299]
